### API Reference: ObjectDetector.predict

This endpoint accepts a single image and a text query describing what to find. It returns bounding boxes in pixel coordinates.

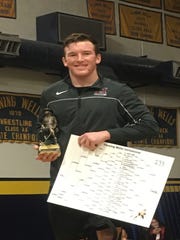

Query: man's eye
[84,52,91,55]
[69,54,76,57]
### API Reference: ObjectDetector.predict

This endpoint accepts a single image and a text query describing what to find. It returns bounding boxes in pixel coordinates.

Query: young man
[36,33,159,240]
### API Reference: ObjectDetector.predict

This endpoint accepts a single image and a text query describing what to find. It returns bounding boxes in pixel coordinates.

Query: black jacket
[38,76,159,185]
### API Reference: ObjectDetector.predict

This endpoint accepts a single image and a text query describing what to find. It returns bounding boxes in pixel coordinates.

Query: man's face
[62,41,101,78]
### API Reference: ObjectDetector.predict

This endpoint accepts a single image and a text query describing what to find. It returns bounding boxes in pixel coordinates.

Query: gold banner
[120,0,162,8]
[164,0,180,13]
[165,15,180,48]
[87,0,116,35]
[0,0,16,18]
[119,4,163,43]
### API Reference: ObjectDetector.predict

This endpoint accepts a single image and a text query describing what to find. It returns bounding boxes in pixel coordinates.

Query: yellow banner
[119,4,163,43]
[164,0,180,13]
[87,0,116,35]
[165,15,180,48]
[120,0,162,8]
[0,0,16,18]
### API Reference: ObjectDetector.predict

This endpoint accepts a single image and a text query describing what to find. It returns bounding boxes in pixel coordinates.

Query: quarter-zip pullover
[38,76,159,185]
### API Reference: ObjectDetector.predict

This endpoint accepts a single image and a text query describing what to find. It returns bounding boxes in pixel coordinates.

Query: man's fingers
[36,152,59,162]
[33,144,39,150]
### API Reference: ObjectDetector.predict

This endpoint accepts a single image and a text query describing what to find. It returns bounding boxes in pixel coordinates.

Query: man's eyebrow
[66,51,76,55]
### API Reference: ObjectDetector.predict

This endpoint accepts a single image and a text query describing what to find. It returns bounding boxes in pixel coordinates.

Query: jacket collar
[64,74,104,90]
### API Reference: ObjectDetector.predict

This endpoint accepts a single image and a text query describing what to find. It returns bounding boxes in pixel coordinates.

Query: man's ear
[62,57,67,67]
[96,53,101,65]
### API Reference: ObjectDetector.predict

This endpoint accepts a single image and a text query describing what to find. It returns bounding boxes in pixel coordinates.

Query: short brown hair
[63,33,100,55]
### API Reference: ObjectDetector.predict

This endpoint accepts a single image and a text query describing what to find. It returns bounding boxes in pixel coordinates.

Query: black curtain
[131,187,180,240]
[157,190,180,239]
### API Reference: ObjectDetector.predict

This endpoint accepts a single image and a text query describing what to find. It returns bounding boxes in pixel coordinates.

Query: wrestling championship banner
[165,15,180,48]
[0,92,40,144]
[119,4,163,43]
[87,0,116,35]
[0,0,16,18]
[131,106,177,147]
[120,0,162,9]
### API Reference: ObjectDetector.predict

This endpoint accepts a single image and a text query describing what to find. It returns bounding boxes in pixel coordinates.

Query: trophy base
[39,144,61,156]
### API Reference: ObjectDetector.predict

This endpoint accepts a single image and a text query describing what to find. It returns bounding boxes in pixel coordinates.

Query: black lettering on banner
[0,92,40,144]
[131,106,177,147]
[119,4,163,44]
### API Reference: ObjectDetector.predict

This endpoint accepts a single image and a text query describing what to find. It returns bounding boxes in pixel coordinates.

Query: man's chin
[73,71,89,77]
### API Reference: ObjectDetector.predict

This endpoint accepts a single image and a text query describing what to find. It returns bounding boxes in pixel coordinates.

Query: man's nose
[77,54,84,61]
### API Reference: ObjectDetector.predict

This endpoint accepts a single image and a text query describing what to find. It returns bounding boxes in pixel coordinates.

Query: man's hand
[34,145,60,162]
[78,130,110,150]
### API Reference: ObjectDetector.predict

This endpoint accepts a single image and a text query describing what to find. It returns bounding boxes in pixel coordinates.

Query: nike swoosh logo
[56,90,68,95]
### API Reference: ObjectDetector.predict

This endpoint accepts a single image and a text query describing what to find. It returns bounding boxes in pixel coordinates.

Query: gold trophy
[38,108,61,156]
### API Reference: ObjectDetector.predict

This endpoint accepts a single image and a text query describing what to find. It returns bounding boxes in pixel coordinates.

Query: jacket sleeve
[107,84,159,145]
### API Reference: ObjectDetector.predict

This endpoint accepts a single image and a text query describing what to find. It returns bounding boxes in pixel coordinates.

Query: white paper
[48,134,174,227]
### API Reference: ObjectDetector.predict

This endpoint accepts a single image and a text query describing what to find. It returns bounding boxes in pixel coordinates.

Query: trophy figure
[38,108,61,156]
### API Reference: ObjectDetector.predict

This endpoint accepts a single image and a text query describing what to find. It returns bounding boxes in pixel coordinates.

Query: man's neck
[70,72,99,87]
